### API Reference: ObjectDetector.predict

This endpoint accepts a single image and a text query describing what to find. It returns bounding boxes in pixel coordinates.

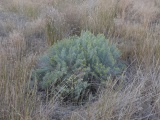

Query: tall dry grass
[0,0,160,119]
[70,63,160,120]
[0,31,56,120]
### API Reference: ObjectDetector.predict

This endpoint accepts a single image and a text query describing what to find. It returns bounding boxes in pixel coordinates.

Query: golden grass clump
[0,32,55,120]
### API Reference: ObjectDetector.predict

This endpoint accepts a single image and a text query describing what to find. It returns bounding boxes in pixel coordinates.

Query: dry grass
[0,0,160,119]
[0,31,55,120]
[70,66,160,120]
[1,0,42,19]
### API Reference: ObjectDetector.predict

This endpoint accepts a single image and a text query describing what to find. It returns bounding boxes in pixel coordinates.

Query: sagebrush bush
[34,31,125,102]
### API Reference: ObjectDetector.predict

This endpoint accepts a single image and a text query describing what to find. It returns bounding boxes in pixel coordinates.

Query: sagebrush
[34,31,125,102]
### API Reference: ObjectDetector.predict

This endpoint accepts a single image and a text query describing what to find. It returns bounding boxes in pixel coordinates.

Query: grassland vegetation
[0,0,160,119]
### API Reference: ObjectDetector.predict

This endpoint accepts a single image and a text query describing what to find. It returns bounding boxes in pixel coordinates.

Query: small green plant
[45,16,64,46]
[34,31,125,102]
[45,19,59,46]
[23,5,39,19]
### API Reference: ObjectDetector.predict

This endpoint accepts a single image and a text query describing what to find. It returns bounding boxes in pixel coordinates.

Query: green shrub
[34,31,125,102]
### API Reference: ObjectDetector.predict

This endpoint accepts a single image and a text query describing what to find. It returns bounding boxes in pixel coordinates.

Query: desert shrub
[34,31,125,102]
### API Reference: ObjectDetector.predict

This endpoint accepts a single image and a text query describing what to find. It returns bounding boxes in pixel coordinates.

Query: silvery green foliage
[35,31,125,102]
